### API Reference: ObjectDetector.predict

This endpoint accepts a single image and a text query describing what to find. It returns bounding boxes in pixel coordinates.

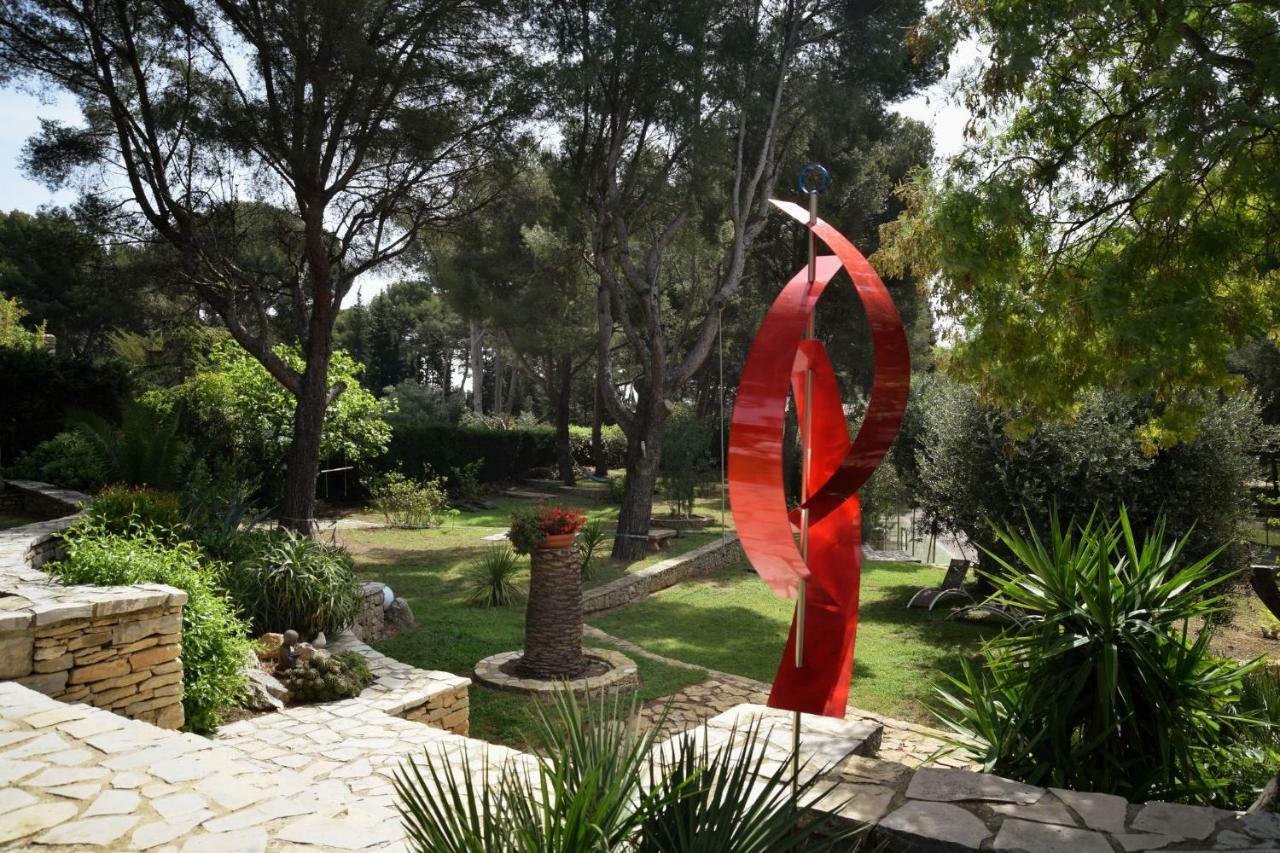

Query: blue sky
[0,41,975,303]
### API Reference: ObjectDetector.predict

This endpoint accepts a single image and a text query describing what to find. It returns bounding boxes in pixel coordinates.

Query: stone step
[690,703,884,768]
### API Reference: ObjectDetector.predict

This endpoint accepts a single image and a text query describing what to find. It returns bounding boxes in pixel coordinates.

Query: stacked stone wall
[1,479,187,729]
[582,535,744,613]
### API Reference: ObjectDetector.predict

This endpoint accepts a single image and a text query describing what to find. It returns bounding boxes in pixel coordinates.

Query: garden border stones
[473,647,638,696]
[582,534,745,613]
[0,479,187,729]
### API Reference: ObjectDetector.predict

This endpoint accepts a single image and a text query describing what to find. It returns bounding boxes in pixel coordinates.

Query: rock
[295,644,327,664]
[255,633,283,662]
[311,632,326,649]
[241,669,287,712]
[905,767,1044,805]
[879,801,991,850]
[1131,802,1229,841]
[993,819,1112,853]
[1050,788,1129,835]
[385,597,416,633]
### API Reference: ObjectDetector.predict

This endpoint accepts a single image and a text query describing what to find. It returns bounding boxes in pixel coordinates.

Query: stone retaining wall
[0,479,187,729]
[582,534,744,613]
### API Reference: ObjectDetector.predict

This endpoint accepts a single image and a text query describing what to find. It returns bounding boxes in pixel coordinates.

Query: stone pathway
[585,625,976,770]
[0,680,530,851]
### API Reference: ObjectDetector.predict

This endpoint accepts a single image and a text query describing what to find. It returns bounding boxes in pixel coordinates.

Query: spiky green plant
[935,507,1265,804]
[222,528,362,637]
[466,544,525,607]
[393,689,870,852]
[577,519,607,580]
[71,399,190,489]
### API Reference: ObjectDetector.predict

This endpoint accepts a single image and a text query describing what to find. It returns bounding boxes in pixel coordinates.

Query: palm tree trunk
[520,545,586,678]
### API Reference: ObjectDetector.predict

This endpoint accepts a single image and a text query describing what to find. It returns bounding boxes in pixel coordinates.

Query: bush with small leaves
[48,520,250,733]
[87,484,183,535]
[368,471,451,528]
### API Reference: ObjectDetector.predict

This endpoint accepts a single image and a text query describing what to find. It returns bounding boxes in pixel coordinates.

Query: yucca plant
[394,689,870,852]
[223,528,363,637]
[935,507,1265,804]
[466,544,525,607]
[577,519,608,580]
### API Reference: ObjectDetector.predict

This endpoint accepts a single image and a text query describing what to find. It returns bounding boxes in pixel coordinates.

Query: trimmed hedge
[383,422,629,482]
[568,424,627,470]
[383,422,557,482]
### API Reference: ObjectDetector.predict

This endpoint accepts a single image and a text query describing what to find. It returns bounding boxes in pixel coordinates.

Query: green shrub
[0,346,129,465]
[381,422,557,483]
[568,424,627,470]
[278,650,374,703]
[466,544,525,607]
[1213,666,1280,808]
[368,472,451,528]
[4,430,107,492]
[223,529,362,638]
[449,458,485,502]
[87,485,183,535]
[605,474,627,505]
[660,408,710,518]
[913,383,1260,574]
[70,399,191,489]
[48,521,250,733]
[935,508,1266,804]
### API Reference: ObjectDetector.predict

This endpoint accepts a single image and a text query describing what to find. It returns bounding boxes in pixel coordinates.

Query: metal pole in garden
[792,166,825,792]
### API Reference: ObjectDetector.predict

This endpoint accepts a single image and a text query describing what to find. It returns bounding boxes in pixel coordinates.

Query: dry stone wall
[0,479,187,729]
[582,534,745,613]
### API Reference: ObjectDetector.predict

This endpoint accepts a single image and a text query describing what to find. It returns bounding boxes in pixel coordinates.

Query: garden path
[583,625,976,770]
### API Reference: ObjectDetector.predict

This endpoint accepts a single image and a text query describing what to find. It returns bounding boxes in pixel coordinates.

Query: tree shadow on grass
[856,584,998,648]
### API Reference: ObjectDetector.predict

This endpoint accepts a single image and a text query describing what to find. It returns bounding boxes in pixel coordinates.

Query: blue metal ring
[798,163,830,195]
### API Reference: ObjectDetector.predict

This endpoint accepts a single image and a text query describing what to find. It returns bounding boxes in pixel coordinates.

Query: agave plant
[466,544,525,607]
[935,507,1265,804]
[394,689,868,852]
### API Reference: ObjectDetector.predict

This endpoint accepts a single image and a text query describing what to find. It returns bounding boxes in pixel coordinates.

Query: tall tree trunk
[611,404,665,559]
[554,357,575,486]
[279,336,333,535]
[469,319,484,415]
[506,363,520,415]
[493,344,504,415]
[591,380,608,478]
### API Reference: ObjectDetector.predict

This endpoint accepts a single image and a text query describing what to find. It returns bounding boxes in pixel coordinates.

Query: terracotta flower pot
[540,532,576,549]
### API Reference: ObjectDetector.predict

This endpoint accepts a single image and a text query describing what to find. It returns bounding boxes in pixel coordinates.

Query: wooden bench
[647,528,678,552]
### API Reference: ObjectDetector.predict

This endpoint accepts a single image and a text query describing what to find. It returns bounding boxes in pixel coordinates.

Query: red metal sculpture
[728,184,910,718]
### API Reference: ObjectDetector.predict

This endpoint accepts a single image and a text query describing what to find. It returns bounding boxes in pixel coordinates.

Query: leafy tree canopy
[145,340,394,475]
[877,0,1280,446]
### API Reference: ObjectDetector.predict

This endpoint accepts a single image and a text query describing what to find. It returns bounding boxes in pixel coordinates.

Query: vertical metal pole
[793,189,819,794]
[719,307,727,540]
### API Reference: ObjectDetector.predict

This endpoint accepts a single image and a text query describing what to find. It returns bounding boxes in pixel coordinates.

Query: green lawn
[590,559,994,724]
[339,496,715,745]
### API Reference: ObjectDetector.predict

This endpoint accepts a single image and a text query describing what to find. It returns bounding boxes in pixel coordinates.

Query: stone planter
[518,545,587,678]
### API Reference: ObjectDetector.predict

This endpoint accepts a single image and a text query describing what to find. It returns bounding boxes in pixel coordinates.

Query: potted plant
[509,504,586,553]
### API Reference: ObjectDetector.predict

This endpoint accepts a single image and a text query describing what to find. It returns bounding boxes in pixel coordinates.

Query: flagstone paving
[0,680,531,852]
